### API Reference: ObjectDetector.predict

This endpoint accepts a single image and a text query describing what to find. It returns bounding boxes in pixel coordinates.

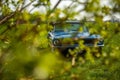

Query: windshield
[54,23,86,32]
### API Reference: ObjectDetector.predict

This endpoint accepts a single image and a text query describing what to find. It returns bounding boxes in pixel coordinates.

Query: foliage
[0,0,120,80]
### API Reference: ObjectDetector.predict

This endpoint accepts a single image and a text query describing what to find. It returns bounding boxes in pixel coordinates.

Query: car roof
[50,21,83,25]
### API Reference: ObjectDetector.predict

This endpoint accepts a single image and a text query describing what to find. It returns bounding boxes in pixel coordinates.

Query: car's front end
[48,21,104,53]
[51,34,104,48]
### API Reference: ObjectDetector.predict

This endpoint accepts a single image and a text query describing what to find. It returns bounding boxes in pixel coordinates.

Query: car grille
[61,38,97,46]
[83,39,96,44]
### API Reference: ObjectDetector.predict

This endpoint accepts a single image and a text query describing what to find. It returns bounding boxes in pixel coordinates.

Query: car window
[67,24,80,31]
[54,23,84,32]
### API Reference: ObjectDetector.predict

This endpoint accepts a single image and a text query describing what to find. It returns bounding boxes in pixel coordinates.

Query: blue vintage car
[48,21,104,53]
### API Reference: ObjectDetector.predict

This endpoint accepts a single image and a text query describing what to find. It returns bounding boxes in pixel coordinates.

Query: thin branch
[73,0,88,4]
[21,0,26,8]
[47,0,62,16]
[0,0,35,24]
[52,0,62,11]
[0,6,19,24]
[66,1,74,9]
[0,13,15,24]
[29,7,36,13]
[77,8,85,12]
[19,0,35,12]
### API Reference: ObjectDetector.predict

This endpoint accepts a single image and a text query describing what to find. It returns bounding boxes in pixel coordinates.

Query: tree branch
[0,0,35,24]
[73,0,88,4]
[47,0,62,16]
[0,13,15,24]
[19,0,35,12]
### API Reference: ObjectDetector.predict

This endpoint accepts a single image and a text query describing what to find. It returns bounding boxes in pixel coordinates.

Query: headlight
[53,39,61,46]
[98,39,104,45]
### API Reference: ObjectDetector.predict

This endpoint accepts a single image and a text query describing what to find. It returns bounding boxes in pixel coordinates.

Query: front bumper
[51,38,104,48]
[52,43,104,48]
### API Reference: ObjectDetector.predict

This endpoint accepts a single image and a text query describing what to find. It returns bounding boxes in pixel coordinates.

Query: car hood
[53,31,101,39]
